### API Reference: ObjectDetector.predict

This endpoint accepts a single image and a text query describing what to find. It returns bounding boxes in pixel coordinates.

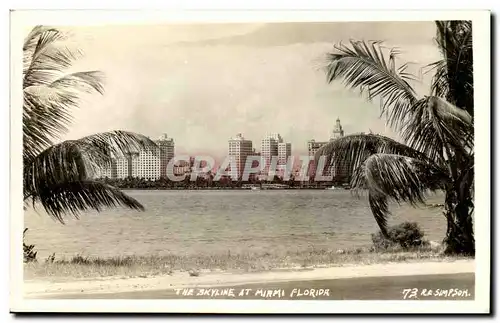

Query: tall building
[307,139,331,178]
[307,139,329,157]
[276,142,292,177]
[228,133,253,179]
[116,152,138,179]
[278,142,292,165]
[308,118,349,180]
[115,134,175,180]
[155,133,175,178]
[329,118,350,181]
[330,117,345,140]
[261,133,282,173]
[115,150,159,180]
[135,146,161,180]
[261,133,292,175]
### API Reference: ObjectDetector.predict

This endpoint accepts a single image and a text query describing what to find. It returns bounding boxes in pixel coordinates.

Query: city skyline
[55,22,440,160]
[98,118,351,181]
[140,116,350,159]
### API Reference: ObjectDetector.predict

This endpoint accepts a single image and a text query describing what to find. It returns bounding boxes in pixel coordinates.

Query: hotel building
[276,142,292,177]
[261,133,292,176]
[228,133,253,180]
[307,139,331,178]
[114,134,175,180]
[278,142,292,165]
[330,117,345,139]
[156,133,175,178]
[260,133,282,173]
[308,118,350,182]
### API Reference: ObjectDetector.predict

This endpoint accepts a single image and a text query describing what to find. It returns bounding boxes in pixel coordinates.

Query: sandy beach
[24,259,474,298]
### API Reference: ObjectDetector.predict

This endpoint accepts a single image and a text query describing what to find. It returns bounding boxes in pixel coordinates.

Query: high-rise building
[329,118,350,181]
[116,152,138,179]
[307,139,329,157]
[261,133,282,172]
[278,142,292,165]
[155,133,175,178]
[308,118,351,182]
[307,139,331,178]
[115,150,159,180]
[228,133,253,180]
[261,133,294,175]
[276,142,292,177]
[330,117,345,140]
[114,134,175,180]
[135,146,160,180]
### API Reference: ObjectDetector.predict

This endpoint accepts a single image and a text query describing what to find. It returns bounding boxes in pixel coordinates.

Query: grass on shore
[24,245,472,281]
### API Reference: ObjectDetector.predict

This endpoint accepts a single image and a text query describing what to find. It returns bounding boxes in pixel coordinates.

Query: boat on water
[326,186,337,190]
[251,186,261,191]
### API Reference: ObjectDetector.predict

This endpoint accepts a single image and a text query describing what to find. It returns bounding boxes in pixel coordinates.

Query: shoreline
[24,259,474,298]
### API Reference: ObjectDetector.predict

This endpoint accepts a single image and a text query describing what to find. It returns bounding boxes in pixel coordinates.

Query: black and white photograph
[9,10,491,314]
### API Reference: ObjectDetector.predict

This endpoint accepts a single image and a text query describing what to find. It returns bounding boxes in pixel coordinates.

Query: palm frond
[49,71,105,94]
[314,133,433,187]
[22,26,153,222]
[23,26,61,51]
[23,89,75,161]
[30,180,145,223]
[402,96,474,164]
[23,27,73,88]
[24,131,158,200]
[324,40,419,131]
[23,26,105,161]
[430,21,473,115]
[359,153,449,234]
[76,130,159,159]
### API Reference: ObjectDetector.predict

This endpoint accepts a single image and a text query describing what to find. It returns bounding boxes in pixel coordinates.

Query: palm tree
[316,21,474,255]
[23,26,157,223]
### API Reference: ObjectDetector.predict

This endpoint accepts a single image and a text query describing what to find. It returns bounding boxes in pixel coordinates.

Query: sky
[47,22,441,159]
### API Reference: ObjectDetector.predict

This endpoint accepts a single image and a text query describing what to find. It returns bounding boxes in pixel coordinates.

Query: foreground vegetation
[24,222,471,281]
[23,222,470,281]
[318,21,474,255]
[24,245,469,281]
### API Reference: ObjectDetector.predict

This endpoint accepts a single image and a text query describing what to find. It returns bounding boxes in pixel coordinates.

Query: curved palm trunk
[443,187,475,255]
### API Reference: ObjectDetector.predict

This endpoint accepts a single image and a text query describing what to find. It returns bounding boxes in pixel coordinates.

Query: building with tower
[307,118,351,183]
[330,117,345,140]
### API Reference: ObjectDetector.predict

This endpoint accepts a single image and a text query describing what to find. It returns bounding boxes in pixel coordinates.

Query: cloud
[60,22,441,158]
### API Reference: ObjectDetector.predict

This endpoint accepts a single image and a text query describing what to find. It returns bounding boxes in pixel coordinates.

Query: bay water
[24,190,446,259]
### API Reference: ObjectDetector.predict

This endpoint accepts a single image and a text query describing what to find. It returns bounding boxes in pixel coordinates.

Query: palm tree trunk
[443,188,475,256]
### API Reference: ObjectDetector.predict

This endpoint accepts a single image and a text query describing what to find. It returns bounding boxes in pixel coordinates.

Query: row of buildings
[227,132,292,179]
[95,118,351,182]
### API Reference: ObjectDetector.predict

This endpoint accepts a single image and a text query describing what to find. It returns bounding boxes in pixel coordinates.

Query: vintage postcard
[10,10,490,314]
